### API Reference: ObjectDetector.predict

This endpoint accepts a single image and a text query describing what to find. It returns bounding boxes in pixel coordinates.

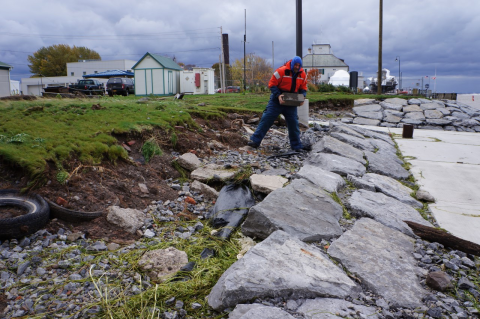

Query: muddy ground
[0,106,351,243]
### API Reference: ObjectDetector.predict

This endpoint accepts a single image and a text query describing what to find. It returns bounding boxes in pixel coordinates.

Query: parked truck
[69,79,105,95]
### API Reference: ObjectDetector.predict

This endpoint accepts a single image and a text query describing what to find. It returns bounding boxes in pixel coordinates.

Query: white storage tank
[180,68,215,94]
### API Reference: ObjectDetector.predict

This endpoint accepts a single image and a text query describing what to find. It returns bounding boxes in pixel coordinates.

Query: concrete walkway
[362,126,480,245]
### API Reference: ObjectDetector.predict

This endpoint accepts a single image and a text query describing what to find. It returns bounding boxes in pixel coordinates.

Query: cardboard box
[282,93,305,106]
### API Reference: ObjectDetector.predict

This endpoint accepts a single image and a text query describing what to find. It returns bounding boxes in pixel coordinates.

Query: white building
[10,80,20,95]
[180,68,215,94]
[302,44,349,83]
[21,59,136,95]
[328,70,350,86]
[132,53,182,96]
[0,61,13,97]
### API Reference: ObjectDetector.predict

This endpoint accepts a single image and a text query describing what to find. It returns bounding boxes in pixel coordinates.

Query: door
[168,71,173,94]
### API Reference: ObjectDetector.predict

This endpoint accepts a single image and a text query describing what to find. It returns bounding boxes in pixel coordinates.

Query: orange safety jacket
[268,59,308,94]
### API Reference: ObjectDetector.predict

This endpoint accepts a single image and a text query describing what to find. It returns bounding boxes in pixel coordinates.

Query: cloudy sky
[1,0,479,93]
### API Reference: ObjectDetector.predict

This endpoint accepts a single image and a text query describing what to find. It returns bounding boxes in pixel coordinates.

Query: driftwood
[405,221,480,256]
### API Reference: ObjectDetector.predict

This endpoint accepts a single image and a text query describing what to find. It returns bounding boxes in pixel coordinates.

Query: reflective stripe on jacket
[268,59,308,93]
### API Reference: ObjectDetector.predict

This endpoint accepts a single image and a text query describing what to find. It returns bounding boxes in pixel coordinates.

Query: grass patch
[330,192,352,219]
[141,138,162,163]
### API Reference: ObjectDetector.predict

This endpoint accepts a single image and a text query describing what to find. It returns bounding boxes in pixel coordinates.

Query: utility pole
[272,41,274,72]
[220,26,226,93]
[377,0,383,95]
[296,0,302,58]
[244,10,247,93]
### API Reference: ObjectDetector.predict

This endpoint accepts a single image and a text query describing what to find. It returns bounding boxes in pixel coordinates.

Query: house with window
[132,53,182,96]
[302,44,349,83]
[0,61,13,97]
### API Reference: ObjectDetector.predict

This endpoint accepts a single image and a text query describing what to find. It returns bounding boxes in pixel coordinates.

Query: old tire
[0,190,50,239]
[45,198,104,223]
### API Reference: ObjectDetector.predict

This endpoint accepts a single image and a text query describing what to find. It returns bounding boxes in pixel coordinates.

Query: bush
[317,83,336,92]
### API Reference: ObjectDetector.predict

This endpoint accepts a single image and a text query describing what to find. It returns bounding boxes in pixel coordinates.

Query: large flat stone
[425,119,453,126]
[249,174,287,194]
[347,190,432,236]
[361,173,422,208]
[297,298,380,319]
[353,104,382,113]
[420,103,439,110]
[347,125,395,145]
[365,151,410,180]
[354,111,384,120]
[384,97,408,106]
[401,118,424,125]
[191,164,236,182]
[295,164,346,193]
[403,105,422,113]
[380,101,403,111]
[451,111,470,120]
[408,98,422,105]
[353,117,380,126]
[305,153,366,177]
[383,113,403,123]
[329,123,365,139]
[424,109,444,119]
[312,136,366,165]
[329,132,375,152]
[354,99,376,106]
[241,179,343,241]
[208,230,359,310]
[328,218,428,308]
[229,304,295,319]
[405,112,426,121]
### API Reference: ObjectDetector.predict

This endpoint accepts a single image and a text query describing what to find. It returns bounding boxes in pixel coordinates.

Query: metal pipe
[377,0,383,95]
[296,0,302,58]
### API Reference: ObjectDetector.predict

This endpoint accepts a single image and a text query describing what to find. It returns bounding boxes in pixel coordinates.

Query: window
[71,72,74,76]
[83,71,86,75]
[319,69,325,74]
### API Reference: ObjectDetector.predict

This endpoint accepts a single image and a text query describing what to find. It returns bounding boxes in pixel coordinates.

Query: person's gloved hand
[278,94,285,104]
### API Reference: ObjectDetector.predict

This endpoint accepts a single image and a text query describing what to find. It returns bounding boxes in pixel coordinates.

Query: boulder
[329,124,365,139]
[426,271,452,292]
[347,125,394,145]
[229,304,295,319]
[416,189,435,202]
[380,101,403,111]
[361,173,422,208]
[354,111,384,120]
[420,103,440,110]
[296,164,346,193]
[261,168,289,176]
[249,174,288,194]
[106,206,145,234]
[347,190,432,236]
[403,105,422,113]
[297,298,380,319]
[426,119,452,125]
[138,247,188,282]
[353,104,382,113]
[384,98,408,105]
[208,230,359,310]
[401,119,424,125]
[328,218,428,308]
[176,153,201,171]
[364,151,411,180]
[312,136,366,165]
[347,174,376,192]
[329,132,375,152]
[383,113,403,123]
[408,99,422,105]
[191,164,236,182]
[241,179,343,241]
[305,153,366,177]
[353,117,380,126]
[354,99,375,106]
[405,112,426,121]
[190,180,219,199]
[451,111,470,120]
[424,110,444,119]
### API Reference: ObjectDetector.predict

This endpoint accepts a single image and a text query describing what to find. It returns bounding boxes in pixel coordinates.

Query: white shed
[0,61,13,97]
[180,68,215,94]
[132,53,182,96]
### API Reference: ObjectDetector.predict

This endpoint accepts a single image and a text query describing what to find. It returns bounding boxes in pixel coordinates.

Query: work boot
[247,141,259,148]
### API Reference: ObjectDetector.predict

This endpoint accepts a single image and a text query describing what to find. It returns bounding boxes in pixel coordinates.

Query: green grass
[0,93,407,187]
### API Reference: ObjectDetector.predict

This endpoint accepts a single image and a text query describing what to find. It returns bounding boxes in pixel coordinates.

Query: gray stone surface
[424,109,444,119]
[328,218,428,308]
[353,117,380,126]
[329,132,375,152]
[380,102,404,111]
[384,98,408,106]
[369,138,397,154]
[383,113,402,123]
[384,109,404,117]
[347,190,432,236]
[312,136,366,165]
[229,305,296,319]
[191,164,236,182]
[347,174,376,192]
[262,168,289,176]
[347,125,394,145]
[353,104,382,113]
[420,103,438,110]
[305,153,366,177]
[329,124,365,139]
[208,230,359,311]
[106,206,145,234]
[451,111,470,120]
[176,153,201,171]
[380,122,397,128]
[405,112,426,121]
[364,151,410,180]
[241,179,343,241]
[355,111,384,120]
[296,164,346,193]
[361,173,422,208]
[426,271,452,292]
[403,105,422,113]
[191,180,219,199]
[354,99,375,106]
[138,247,188,282]
[249,174,288,194]
[416,189,435,202]
[408,98,422,105]
[426,119,452,125]
[297,298,380,319]
[401,119,424,125]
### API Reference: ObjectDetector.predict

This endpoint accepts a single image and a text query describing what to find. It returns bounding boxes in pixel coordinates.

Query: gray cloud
[1,0,479,93]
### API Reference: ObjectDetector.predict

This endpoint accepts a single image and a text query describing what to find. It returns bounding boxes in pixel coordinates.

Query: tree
[28,44,101,77]
[307,69,322,85]
[230,54,272,88]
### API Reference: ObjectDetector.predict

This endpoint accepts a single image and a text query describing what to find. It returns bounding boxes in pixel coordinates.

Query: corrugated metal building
[132,53,182,96]
[0,61,13,97]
